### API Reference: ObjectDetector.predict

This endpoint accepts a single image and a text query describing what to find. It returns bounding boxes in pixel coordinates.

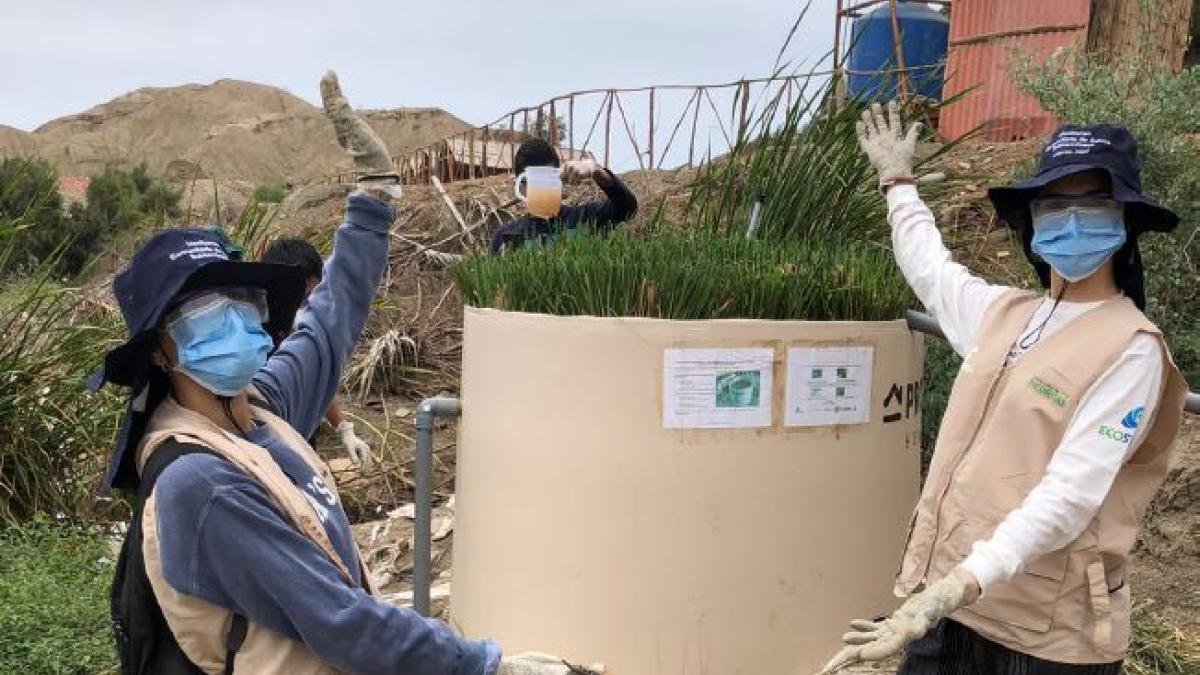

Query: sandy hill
[0,124,37,157]
[9,79,470,184]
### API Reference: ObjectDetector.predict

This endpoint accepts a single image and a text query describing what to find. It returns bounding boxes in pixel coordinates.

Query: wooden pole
[568,95,575,154]
[509,113,516,174]
[688,87,702,167]
[648,87,655,171]
[888,0,909,97]
[604,90,613,168]
[833,0,844,72]
[482,125,490,175]
[738,81,750,141]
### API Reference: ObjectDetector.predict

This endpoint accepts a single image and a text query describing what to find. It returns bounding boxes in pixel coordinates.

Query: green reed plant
[684,67,961,245]
[0,162,124,522]
[454,229,913,321]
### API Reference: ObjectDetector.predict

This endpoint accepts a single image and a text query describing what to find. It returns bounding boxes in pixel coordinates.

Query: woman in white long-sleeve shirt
[820,105,1189,675]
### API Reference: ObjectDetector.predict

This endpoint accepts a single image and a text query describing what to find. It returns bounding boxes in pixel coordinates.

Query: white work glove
[496,652,605,675]
[856,100,920,189]
[320,70,402,200]
[560,159,602,183]
[336,421,374,473]
[817,565,980,674]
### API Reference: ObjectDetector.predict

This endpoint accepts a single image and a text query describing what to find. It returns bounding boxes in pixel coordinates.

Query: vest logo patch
[1121,406,1145,430]
[1098,424,1133,444]
[1028,377,1068,407]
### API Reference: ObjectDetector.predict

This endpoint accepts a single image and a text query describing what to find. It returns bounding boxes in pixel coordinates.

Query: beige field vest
[137,395,376,675]
[896,291,1188,664]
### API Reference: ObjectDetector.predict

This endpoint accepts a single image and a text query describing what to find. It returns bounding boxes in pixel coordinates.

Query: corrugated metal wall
[940,0,1091,141]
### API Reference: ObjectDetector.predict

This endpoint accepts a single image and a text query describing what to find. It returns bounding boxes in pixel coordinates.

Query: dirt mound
[17,79,470,184]
[0,124,37,157]
[1132,415,1200,631]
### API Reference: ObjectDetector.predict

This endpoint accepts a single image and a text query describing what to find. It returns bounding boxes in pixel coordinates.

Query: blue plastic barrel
[846,2,949,102]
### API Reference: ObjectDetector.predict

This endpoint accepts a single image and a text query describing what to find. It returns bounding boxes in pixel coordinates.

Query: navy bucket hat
[91,228,306,489]
[988,124,1178,234]
[91,228,305,391]
[987,124,1179,310]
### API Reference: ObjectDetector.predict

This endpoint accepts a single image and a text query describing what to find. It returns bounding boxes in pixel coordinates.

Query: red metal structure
[940,0,1091,141]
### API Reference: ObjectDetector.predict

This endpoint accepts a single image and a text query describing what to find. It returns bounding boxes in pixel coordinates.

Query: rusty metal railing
[392,73,838,185]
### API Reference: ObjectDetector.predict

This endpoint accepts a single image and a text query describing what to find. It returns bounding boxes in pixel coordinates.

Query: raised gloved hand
[560,158,602,183]
[320,70,402,200]
[496,652,605,675]
[856,100,920,190]
[336,421,374,473]
[817,566,980,674]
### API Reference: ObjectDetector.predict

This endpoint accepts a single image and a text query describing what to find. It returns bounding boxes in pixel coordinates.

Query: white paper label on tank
[784,346,874,426]
[662,348,774,429]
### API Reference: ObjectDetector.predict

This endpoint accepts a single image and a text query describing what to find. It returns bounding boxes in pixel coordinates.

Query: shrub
[251,181,288,204]
[0,157,66,273]
[0,517,117,674]
[0,160,182,280]
[1012,51,1200,386]
[0,169,125,522]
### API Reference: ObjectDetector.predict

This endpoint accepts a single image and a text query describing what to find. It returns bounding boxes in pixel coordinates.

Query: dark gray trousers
[897,620,1122,675]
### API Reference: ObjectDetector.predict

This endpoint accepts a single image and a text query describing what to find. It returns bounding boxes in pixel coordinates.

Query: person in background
[261,236,373,472]
[93,70,602,675]
[817,104,1187,675]
[489,138,637,253]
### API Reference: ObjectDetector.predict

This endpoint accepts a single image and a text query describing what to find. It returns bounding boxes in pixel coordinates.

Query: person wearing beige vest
[817,105,1188,675]
[91,71,602,675]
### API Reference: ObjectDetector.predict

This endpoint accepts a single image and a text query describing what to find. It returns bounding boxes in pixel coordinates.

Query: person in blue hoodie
[92,71,601,675]
[489,138,637,253]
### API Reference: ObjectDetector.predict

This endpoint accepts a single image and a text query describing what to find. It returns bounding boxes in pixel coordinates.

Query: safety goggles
[164,288,269,328]
[1030,195,1123,228]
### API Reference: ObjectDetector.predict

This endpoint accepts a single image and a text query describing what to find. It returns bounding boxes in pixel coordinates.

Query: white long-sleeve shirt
[887,185,1164,592]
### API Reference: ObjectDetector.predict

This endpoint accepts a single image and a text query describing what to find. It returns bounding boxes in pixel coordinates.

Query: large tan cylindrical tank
[454,308,924,674]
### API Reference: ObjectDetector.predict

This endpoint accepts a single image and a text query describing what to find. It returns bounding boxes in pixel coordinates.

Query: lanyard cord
[1017,281,1070,351]
[220,396,250,440]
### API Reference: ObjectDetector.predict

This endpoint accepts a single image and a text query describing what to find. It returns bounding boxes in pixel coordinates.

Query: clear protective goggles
[164,288,269,328]
[1029,195,1123,228]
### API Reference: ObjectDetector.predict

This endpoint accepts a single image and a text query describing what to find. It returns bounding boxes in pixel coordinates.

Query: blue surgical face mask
[1030,198,1127,282]
[167,294,273,396]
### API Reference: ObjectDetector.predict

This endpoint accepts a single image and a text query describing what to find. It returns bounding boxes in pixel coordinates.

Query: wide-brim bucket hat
[987,124,1179,235]
[90,228,306,391]
[91,228,306,489]
[986,124,1178,311]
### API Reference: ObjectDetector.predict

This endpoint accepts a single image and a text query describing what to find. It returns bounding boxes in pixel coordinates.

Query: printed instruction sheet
[784,345,873,426]
[663,348,774,429]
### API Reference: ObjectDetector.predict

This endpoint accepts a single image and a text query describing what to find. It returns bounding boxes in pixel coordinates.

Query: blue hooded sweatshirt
[489,169,637,253]
[149,194,499,674]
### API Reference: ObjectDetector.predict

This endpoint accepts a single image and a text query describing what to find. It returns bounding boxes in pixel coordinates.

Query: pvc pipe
[745,194,765,239]
[414,396,462,617]
[904,310,1200,415]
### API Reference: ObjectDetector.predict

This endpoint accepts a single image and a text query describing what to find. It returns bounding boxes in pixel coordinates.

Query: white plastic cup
[513,166,563,219]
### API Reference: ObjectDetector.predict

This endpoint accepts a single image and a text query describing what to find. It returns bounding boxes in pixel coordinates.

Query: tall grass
[454,229,913,321]
[684,68,958,245]
[456,66,947,321]
[227,195,282,260]
[0,162,124,522]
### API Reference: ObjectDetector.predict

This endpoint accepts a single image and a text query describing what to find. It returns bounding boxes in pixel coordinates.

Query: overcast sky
[1,0,835,132]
